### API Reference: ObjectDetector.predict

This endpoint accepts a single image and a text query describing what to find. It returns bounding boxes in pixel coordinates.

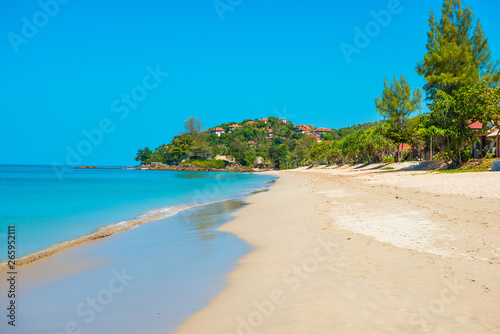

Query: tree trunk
[430,136,433,161]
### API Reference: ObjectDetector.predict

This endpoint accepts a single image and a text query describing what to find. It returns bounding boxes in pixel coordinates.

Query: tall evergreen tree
[416,0,499,101]
[375,75,422,157]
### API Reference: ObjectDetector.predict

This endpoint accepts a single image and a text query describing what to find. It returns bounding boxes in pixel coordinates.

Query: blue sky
[1,0,499,166]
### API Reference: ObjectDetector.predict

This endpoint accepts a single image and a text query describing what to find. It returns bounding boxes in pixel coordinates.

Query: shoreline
[0,197,259,334]
[177,167,500,333]
[0,204,192,273]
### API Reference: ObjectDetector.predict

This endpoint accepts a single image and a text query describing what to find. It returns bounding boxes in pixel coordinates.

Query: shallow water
[0,165,275,260]
[0,199,253,333]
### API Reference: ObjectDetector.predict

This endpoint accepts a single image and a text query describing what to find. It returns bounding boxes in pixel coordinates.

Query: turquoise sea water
[0,199,255,333]
[0,165,276,261]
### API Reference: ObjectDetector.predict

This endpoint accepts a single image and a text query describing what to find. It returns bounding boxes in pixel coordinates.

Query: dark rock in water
[75,166,121,169]
[75,166,101,169]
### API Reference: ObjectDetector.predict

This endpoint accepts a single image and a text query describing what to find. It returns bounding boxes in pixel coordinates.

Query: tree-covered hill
[134,116,382,169]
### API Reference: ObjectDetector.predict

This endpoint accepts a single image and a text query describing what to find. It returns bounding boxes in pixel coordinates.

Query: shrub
[383,156,395,163]
[486,153,496,159]
[460,147,472,160]
[433,151,450,162]
[243,152,256,167]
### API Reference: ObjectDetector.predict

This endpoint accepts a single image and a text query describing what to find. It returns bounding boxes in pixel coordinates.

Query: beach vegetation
[135,147,153,165]
[375,75,422,161]
[422,85,500,165]
[436,158,495,173]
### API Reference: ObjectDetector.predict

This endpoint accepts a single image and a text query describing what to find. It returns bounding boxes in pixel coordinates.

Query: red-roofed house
[228,124,242,132]
[467,120,500,158]
[468,121,483,130]
[487,129,500,158]
[248,141,256,147]
[259,118,268,124]
[245,121,257,126]
[294,124,311,134]
[395,143,411,153]
[209,127,225,137]
[267,129,274,137]
[314,128,333,136]
[280,118,287,124]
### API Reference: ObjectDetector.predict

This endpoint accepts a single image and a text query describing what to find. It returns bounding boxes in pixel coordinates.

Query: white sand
[177,167,500,333]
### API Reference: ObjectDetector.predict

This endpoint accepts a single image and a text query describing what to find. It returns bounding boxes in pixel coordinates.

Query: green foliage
[375,75,422,149]
[416,0,500,101]
[460,147,472,160]
[269,145,290,169]
[425,85,500,164]
[306,125,396,165]
[437,159,494,173]
[188,133,211,160]
[322,133,334,141]
[380,166,395,170]
[433,152,450,162]
[309,142,332,164]
[268,116,279,126]
[182,116,203,136]
[243,152,256,167]
[486,153,496,159]
[383,156,395,163]
[292,136,316,164]
[332,122,379,140]
[135,147,153,164]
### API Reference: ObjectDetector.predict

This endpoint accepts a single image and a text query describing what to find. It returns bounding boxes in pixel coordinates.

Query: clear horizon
[1,0,499,166]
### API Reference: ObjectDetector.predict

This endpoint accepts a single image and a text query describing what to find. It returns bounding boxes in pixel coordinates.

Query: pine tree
[416,0,499,102]
[375,75,422,153]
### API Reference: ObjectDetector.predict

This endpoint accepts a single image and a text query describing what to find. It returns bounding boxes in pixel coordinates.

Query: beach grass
[436,159,496,173]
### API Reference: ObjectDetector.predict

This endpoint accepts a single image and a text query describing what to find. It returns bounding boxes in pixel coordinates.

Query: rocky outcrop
[141,162,256,172]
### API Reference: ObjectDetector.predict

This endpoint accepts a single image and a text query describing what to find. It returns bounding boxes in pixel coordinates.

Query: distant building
[259,118,268,124]
[267,129,274,137]
[308,133,322,143]
[314,128,333,136]
[294,124,311,134]
[245,121,257,126]
[209,127,225,137]
[228,124,242,133]
[248,140,257,147]
[280,118,287,124]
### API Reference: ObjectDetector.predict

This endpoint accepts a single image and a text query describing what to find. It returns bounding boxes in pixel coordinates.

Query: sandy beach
[2,166,499,333]
[177,166,500,333]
